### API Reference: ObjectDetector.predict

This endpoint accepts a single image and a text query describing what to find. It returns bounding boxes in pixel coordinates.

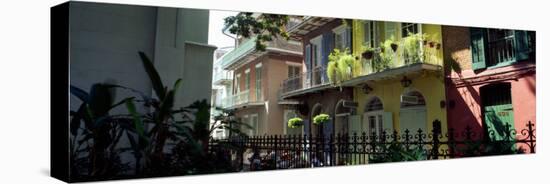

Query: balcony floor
[342,63,442,87]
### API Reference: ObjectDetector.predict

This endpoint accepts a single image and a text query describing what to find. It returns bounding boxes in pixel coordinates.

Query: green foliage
[403,33,427,64]
[368,143,428,163]
[287,117,304,128]
[69,83,136,179]
[313,114,330,125]
[327,48,358,84]
[327,61,338,85]
[69,52,247,180]
[377,38,396,72]
[224,13,290,51]
[458,141,525,157]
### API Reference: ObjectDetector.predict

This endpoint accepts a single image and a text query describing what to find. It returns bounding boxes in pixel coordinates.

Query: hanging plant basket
[287,117,304,128]
[390,43,398,52]
[313,114,330,125]
[362,50,374,60]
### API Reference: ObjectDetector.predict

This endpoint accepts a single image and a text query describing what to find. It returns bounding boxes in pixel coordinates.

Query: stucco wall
[69,2,157,113]
[266,54,302,135]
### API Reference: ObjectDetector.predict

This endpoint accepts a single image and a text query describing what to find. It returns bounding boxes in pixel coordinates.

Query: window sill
[486,60,517,70]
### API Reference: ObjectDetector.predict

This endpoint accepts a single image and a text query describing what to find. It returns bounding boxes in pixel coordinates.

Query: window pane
[401,23,418,37]
[486,29,516,66]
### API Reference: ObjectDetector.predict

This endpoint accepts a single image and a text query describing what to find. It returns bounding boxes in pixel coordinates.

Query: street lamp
[361,84,373,94]
[401,76,412,88]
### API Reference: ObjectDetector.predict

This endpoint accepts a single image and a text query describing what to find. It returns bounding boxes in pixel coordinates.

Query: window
[249,114,259,136]
[363,21,377,47]
[244,69,250,90]
[333,25,351,51]
[401,23,419,37]
[384,22,397,40]
[255,63,262,101]
[310,36,323,67]
[235,74,241,93]
[470,28,534,70]
[241,115,249,135]
[288,65,301,78]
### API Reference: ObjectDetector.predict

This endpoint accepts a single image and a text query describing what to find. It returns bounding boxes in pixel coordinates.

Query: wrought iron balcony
[359,39,443,77]
[280,66,330,98]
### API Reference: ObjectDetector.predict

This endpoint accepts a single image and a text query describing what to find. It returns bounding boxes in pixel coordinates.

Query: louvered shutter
[514,30,531,61]
[305,44,312,86]
[470,28,487,70]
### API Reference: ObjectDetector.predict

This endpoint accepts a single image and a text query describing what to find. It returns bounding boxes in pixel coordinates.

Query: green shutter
[382,112,394,132]
[349,115,362,134]
[470,28,487,70]
[514,30,531,61]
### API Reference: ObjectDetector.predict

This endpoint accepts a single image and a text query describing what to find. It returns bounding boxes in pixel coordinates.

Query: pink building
[442,26,535,144]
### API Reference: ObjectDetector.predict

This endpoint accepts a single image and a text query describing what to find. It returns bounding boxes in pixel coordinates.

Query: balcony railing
[220,36,257,69]
[213,70,232,85]
[358,39,442,77]
[221,89,265,109]
[281,66,329,95]
[220,35,302,70]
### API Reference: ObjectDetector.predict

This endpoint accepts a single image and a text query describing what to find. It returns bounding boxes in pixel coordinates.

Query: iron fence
[209,121,535,171]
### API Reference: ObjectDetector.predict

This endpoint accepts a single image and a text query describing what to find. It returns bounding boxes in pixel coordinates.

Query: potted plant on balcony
[388,36,399,52]
[287,117,304,128]
[313,113,330,125]
[361,45,376,60]
[403,32,427,64]
[377,39,395,72]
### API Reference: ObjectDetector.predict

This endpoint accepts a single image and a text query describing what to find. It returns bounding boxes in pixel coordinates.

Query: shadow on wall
[446,83,484,141]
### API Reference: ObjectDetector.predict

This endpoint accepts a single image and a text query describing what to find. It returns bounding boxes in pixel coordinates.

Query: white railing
[221,89,264,108]
[213,70,232,84]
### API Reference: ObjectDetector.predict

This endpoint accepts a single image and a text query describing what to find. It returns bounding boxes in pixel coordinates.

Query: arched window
[366,97,383,112]
[400,90,426,108]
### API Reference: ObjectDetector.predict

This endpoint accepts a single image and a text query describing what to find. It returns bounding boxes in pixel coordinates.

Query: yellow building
[341,20,447,136]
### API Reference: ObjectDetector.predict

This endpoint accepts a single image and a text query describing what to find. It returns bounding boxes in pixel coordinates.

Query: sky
[208,10,238,50]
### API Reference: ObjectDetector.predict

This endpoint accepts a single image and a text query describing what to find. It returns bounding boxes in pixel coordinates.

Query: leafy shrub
[368,142,427,163]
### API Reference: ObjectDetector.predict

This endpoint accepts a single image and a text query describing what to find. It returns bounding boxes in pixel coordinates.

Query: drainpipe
[222,25,238,48]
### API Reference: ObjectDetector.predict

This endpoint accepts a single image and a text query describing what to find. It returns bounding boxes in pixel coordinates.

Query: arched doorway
[399,90,427,134]
[311,103,323,136]
[334,100,351,135]
[363,97,384,137]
